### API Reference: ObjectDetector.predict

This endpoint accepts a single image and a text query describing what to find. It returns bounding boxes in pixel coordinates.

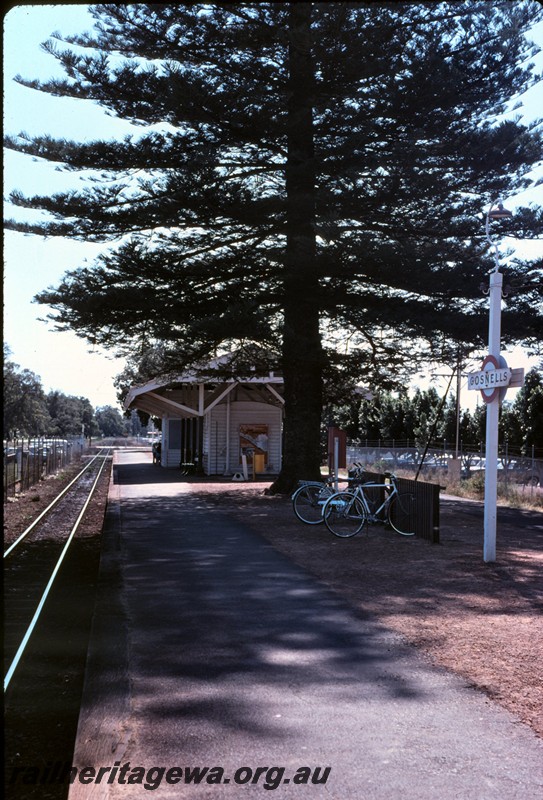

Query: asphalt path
[70,451,543,799]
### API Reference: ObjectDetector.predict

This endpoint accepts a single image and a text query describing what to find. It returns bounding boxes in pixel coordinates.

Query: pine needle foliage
[4,2,543,489]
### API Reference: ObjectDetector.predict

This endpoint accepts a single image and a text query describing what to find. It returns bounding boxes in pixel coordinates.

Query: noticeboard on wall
[239,424,269,465]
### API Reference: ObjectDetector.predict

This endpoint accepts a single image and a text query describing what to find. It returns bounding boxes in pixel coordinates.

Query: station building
[123,356,284,476]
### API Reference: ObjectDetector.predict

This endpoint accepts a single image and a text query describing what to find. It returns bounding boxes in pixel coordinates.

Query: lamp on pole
[483,199,512,562]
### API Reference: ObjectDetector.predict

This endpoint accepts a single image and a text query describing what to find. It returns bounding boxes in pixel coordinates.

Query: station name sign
[468,367,511,390]
[467,354,524,404]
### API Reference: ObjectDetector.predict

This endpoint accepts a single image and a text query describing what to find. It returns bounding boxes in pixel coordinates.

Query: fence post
[334,436,339,492]
[432,483,440,544]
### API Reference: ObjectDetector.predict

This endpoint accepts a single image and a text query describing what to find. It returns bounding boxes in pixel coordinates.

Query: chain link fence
[347,440,542,490]
[3,437,89,501]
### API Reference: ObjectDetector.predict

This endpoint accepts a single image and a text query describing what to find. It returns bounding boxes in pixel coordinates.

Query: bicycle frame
[292,465,368,525]
[323,476,398,522]
[357,480,397,522]
[322,473,416,538]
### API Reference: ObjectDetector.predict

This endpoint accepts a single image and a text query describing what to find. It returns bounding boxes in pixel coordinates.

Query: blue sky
[3,5,543,411]
[4,4,130,408]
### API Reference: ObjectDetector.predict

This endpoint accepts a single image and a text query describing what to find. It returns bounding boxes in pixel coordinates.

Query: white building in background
[124,355,284,476]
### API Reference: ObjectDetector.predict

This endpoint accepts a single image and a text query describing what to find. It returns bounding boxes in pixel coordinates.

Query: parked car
[460,457,541,486]
[461,457,485,478]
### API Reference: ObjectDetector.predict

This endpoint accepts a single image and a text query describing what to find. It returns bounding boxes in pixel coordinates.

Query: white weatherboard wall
[203,400,282,475]
[203,405,227,474]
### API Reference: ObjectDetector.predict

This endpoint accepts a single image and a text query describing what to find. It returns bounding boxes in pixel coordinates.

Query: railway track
[3,449,112,690]
[4,448,112,799]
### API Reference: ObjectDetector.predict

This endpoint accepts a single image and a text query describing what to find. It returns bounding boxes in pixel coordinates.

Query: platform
[69,450,543,799]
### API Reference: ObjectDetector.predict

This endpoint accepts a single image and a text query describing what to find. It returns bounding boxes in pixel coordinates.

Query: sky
[3,4,130,409]
[3,4,543,412]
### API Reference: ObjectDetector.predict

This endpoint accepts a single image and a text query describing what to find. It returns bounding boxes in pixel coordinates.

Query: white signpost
[467,353,524,562]
[466,201,525,562]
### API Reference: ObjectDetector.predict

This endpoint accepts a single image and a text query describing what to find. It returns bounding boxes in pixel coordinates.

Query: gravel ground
[187,480,543,739]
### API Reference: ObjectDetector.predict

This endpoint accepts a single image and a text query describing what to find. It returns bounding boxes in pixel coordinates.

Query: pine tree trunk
[270,3,323,494]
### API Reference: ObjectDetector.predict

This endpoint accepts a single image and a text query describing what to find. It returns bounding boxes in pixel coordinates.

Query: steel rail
[3,448,110,558]
[4,452,110,692]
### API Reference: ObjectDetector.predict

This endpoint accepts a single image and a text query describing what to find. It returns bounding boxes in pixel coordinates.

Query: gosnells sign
[467,355,511,404]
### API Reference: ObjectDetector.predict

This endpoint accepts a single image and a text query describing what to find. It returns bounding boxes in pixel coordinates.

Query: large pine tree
[5,2,543,490]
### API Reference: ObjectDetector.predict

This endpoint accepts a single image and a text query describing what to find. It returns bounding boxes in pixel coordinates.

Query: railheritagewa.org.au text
[9,762,332,791]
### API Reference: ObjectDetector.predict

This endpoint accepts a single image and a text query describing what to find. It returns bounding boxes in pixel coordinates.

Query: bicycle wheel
[292,483,331,524]
[323,492,366,538]
[388,492,416,536]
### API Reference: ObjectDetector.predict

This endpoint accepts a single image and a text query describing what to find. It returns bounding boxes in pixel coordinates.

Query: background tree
[336,370,543,455]
[379,395,410,442]
[3,347,51,438]
[4,3,543,489]
[510,369,543,456]
[45,391,99,437]
[499,401,523,453]
[2,346,124,440]
[95,405,128,437]
[357,394,384,443]
[437,394,459,445]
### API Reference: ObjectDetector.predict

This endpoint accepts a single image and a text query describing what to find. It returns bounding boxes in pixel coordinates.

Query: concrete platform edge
[69,456,131,800]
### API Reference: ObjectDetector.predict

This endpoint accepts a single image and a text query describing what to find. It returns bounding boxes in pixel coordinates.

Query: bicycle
[292,479,336,524]
[291,464,367,525]
[322,473,416,538]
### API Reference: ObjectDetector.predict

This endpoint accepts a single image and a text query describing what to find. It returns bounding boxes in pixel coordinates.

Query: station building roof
[123,354,284,419]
